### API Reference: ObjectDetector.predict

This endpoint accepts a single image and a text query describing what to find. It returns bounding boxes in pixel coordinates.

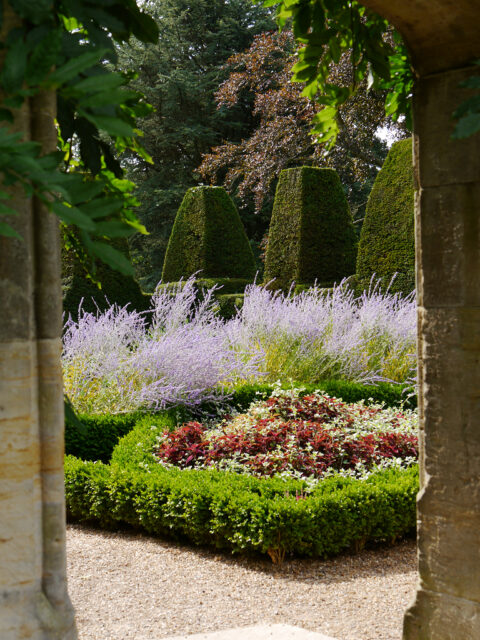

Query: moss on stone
[356,138,415,294]
[161,186,256,282]
[263,167,357,291]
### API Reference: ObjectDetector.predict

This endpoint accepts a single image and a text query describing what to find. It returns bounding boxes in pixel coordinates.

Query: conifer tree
[117,0,275,290]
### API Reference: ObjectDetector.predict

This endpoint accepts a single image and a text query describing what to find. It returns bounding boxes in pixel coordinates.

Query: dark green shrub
[264,167,357,291]
[154,278,249,319]
[155,278,250,297]
[356,139,415,295]
[65,408,188,463]
[65,419,418,558]
[229,380,416,412]
[196,278,251,295]
[215,294,244,320]
[162,186,256,282]
[62,238,150,321]
[292,283,333,296]
[65,413,141,463]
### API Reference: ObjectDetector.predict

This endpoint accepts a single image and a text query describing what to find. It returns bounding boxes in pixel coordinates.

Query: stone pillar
[0,6,77,638]
[402,64,480,640]
[357,2,480,637]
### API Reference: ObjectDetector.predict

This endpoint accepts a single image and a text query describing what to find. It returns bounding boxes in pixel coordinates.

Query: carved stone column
[359,2,480,637]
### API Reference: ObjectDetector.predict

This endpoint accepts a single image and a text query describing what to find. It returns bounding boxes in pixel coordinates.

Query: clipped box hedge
[65,419,418,560]
[229,380,417,413]
[264,167,357,292]
[155,277,251,297]
[356,138,415,295]
[154,278,249,320]
[65,408,187,463]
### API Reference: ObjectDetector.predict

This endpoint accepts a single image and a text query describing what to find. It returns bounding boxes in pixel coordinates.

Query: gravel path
[67,524,417,640]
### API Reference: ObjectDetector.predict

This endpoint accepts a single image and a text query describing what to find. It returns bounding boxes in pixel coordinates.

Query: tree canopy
[199,29,402,229]
[116,0,275,290]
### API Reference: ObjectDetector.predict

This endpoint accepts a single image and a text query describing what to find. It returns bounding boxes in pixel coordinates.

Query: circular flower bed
[154,389,418,483]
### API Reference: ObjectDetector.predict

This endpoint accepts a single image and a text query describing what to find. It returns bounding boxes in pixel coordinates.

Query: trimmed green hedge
[155,278,251,297]
[65,408,190,463]
[356,138,415,295]
[65,418,418,559]
[154,278,249,320]
[264,167,357,291]
[65,413,141,463]
[162,186,256,282]
[215,293,245,320]
[62,237,150,321]
[229,380,416,412]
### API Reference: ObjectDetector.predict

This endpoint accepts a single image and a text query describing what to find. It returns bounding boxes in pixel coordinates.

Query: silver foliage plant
[63,276,417,414]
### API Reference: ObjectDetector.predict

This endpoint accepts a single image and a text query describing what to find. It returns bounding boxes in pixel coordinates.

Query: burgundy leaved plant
[154,391,418,481]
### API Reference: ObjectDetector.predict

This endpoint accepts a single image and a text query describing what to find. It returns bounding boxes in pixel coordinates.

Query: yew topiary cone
[263,167,357,291]
[356,138,415,294]
[161,186,256,282]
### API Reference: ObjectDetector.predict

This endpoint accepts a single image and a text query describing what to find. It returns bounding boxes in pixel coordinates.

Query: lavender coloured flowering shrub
[63,277,417,414]
[63,277,262,414]
[229,280,416,385]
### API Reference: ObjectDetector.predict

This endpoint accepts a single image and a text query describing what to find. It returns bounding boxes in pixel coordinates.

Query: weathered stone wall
[403,64,480,640]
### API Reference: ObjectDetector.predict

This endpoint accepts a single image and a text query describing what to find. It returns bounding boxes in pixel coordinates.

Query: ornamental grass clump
[154,388,418,483]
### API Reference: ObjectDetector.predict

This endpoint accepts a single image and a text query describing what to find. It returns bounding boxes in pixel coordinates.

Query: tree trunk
[0,5,77,639]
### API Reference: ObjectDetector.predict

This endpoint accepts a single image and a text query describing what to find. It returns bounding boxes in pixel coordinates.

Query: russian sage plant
[63,277,261,414]
[63,277,417,414]
[229,280,416,385]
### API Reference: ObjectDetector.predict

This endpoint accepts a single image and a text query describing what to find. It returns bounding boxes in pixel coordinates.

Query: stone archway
[359,2,480,638]
[1,2,479,639]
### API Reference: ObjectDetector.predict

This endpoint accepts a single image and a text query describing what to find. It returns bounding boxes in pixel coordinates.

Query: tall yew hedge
[263,167,357,291]
[356,138,415,294]
[162,186,256,282]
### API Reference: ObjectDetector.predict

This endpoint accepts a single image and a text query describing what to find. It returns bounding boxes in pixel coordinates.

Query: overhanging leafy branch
[260,0,414,147]
[0,0,158,275]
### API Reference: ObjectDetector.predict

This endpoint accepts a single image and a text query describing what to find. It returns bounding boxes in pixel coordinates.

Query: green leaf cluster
[259,0,414,147]
[0,0,159,275]
[62,235,150,320]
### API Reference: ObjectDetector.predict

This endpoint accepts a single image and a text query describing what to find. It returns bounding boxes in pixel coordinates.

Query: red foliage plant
[155,393,418,480]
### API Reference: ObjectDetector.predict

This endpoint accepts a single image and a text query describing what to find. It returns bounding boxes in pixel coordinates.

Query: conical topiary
[263,167,357,291]
[161,186,256,282]
[356,138,415,294]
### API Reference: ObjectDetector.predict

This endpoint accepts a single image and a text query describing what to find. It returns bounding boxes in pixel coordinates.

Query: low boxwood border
[65,420,418,561]
[229,380,416,413]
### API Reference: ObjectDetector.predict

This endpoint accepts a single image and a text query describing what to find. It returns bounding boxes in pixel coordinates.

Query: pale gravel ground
[67,524,417,640]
